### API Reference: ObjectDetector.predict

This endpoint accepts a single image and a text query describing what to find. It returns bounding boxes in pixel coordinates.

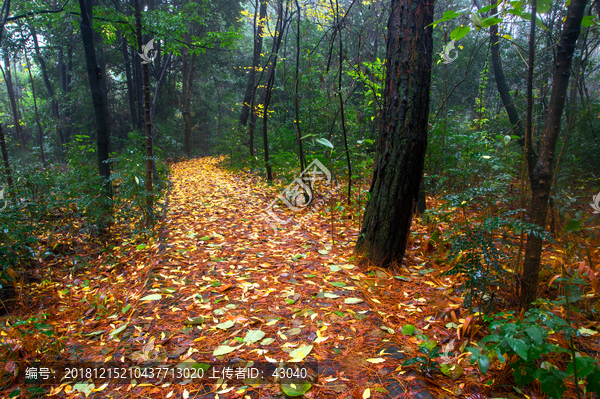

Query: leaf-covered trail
[15,157,456,399]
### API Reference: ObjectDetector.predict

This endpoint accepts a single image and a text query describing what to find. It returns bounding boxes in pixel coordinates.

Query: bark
[263,61,275,182]
[134,0,153,226]
[489,1,524,145]
[1,53,23,148]
[23,46,46,165]
[354,0,434,267]
[294,0,305,172]
[78,0,113,224]
[257,0,288,107]
[30,23,65,152]
[0,124,14,195]
[181,31,197,156]
[520,0,588,308]
[240,0,267,128]
[122,33,137,128]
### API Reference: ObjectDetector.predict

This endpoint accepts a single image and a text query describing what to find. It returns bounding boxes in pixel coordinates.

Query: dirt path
[23,157,439,399]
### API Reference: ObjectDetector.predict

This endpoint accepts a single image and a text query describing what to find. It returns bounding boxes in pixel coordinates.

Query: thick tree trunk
[122,33,137,129]
[520,0,587,308]
[354,0,434,267]
[240,0,267,128]
[78,0,113,226]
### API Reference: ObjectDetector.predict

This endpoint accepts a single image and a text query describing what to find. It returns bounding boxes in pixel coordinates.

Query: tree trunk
[240,0,267,128]
[257,0,287,107]
[181,32,197,157]
[78,0,113,227]
[294,0,305,172]
[23,47,46,165]
[134,0,153,226]
[0,124,14,195]
[0,54,24,149]
[354,0,434,267]
[489,1,524,145]
[122,33,137,129]
[30,23,65,154]
[520,0,587,308]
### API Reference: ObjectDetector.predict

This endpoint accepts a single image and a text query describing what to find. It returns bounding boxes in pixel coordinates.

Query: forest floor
[1,157,599,399]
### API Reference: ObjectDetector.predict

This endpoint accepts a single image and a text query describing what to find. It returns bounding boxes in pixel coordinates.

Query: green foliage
[469,308,600,398]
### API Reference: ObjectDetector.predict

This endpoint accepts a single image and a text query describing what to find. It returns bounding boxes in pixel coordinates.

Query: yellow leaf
[363,388,371,398]
[366,358,385,363]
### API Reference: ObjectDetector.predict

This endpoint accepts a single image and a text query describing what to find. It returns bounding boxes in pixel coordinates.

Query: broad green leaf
[478,355,490,374]
[329,281,347,288]
[450,26,470,41]
[481,16,503,28]
[344,298,363,304]
[280,382,311,396]
[535,0,552,13]
[243,329,266,344]
[72,381,95,396]
[315,138,334,149]
[213,345,237,356]
[136,244,147,250]
[121,304,131,314]
[401,324,416,336]
[216,320,235,330]
[506,337,529,360]
[140,293,162,301]
[564,219,582,232]
[289,345,313,361]
[525,326,543,345]
[200,236,212,241]
[582,15,596,27]
[109,322,129,338]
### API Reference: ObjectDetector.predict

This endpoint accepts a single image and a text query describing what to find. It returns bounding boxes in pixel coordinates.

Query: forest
[0,0,599,397]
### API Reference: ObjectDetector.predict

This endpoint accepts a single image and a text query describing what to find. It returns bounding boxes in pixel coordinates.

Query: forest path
[126,157,436,399]
[38,157,440,399]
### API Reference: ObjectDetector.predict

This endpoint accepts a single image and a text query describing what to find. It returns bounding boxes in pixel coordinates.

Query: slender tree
[78,0,113,229]
[355,0,434,267]
[520,0,588,308]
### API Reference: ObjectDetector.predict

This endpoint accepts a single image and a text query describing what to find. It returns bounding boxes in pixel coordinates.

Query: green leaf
[585,367,600,395]
[450,26,471,41]
[535,0,552,13]
[140,293,162,301]
[329,281,347,288]
[216,320,235,330]
[506,337,529,360]
[108,321,129,338]
[393,275,411,282]
[121,304,131,314]
[289,345,313,361]
[401,324,416,336]
[280,382,312,396]
[525,326,544,346]
[481,16,503,28]
[478,4,495,13]
[581,15,596,27]
[478,355,490,374]
[136,244,147,250]
[261,337,275,345]
[323,292,340,299]
[213,345,237,356]
[243,329,266,344]
[200,236,212,241]
[564,219,582,232]
[315,138,334,149]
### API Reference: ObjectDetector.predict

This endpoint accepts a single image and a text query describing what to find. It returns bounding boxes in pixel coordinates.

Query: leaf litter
[5,157,596,398]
